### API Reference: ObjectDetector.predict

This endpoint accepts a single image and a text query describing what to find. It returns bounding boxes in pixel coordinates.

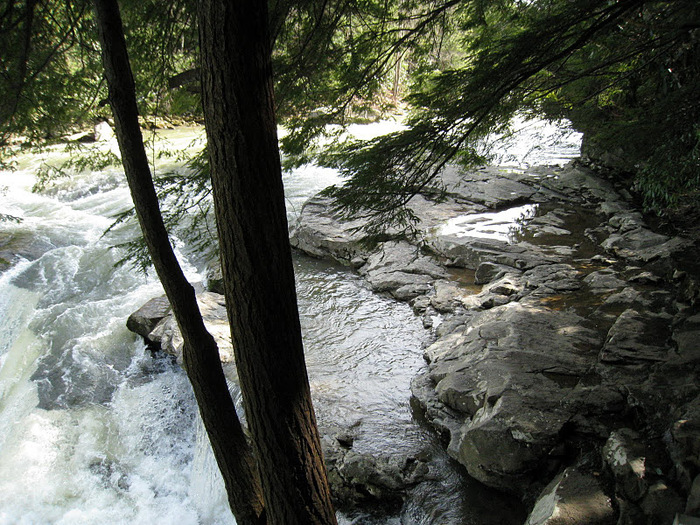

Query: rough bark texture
[92,2,265,523]
[198,1,337,524]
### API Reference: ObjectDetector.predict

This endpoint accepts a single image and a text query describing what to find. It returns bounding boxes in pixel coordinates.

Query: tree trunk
[92,2,265,523]
[198,1,337,524]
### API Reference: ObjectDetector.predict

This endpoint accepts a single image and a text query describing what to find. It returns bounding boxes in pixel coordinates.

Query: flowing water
[0,122,580,524]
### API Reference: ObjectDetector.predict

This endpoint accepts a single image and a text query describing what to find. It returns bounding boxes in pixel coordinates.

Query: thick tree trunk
[198,1,337,524]
[92,2,265,524]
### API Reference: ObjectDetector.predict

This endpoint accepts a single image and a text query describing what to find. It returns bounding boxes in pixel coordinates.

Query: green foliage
[0,0,103,143]
[118,0,201,119]
[106,144,216,272]
[1,0,201,145]
[538,0,700,215]
[5,0,699,252]
[314,0,700,227]
[274,0,466,166]
[636,124,700,211]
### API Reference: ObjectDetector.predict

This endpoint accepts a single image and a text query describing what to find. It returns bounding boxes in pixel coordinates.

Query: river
[0,122,580,524]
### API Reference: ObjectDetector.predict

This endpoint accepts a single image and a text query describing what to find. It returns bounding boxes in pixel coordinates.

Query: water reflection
[438,204,538,243]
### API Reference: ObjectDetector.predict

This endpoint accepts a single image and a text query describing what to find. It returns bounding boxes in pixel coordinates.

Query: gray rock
[205,261,224,294]
[359,240,447,298]
[639,481,685,525]
[539,163,620,203]
[584,270,627,291]
[431,233,559,271]
[600,309,670,364]
[670,402,700,474]
[674,515,700,525]
[672,313,700,364]
[94,120,114,141]
[448,400,567,493]
[523,264,582,293]
[128,292,233,364]
[393,283,432,301]
[429,280,473,313]
[126,295,171,339]
[629,271,663,285]
[526,467,616,525]
[602,287,646,308]
[0,230,57,273]
[484,275,522,296]
[439,165,537,207]
[602,225,691,269]
[365,270,432,296]
[686,475,700,515]
[417,302,606,494]
[322,434,432,507]
[603,429,648,502]
[475,261,519,284]
[290,195,368,264]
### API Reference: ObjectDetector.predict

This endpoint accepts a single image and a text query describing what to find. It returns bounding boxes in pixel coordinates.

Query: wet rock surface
[127,291,233,364]
[290,162,700,523]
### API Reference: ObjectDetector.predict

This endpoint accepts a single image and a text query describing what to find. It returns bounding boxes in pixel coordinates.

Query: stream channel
[0,122,580,524]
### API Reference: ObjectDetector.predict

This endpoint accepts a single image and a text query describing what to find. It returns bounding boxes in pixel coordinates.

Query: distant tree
[0,0,98,143]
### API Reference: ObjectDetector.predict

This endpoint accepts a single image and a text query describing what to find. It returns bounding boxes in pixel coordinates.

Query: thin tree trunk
[198,1,337,524]
[92,2,265,523]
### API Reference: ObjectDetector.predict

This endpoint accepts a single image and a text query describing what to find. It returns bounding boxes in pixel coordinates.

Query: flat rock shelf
[287,162,700,524]
[128,161,700,524]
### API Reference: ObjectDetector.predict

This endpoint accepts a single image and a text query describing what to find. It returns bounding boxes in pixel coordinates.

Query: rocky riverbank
[288,162,700,524]
[127,161,700,523]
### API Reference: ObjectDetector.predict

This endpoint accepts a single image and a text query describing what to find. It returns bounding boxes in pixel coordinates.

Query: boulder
[322,432,432,509]
[0,230,57,273]
[205,260,224,294]
[583,270,627,291]
[126,295,171,339]
[523,264,582,294]
[290,195,368,264]
[526,467,616,525]
[600,309,670,364]
[359,240,447,299]
[128,292,233,364]
[475,261,519,285]
[672,313,700,364]
[639,481,685,525]
[603,429,648,502]
[413,302,610,494]
[439,165,537,207]
[686,475,700,515]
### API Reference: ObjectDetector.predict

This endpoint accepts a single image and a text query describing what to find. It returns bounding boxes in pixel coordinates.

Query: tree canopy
[6,0,696,225]
[313,0,699,232]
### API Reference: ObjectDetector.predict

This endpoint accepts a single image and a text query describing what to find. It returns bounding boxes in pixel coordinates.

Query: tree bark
[92,2,265,523]
[198,1,337,524]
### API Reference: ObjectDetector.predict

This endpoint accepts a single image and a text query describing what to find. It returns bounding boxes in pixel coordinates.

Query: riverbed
[0,122,581,524]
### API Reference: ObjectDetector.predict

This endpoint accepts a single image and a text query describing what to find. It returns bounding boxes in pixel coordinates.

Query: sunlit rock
[526,467,615,525]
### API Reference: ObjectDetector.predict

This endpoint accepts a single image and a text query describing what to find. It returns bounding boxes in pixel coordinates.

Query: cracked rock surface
[290,162,700,522]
